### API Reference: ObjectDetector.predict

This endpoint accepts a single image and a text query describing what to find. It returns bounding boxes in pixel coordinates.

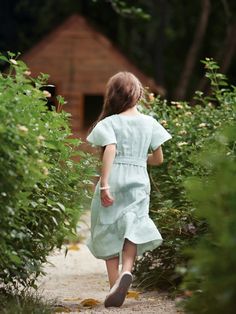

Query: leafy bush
[0,288,52,314]
[134,59,236,291]
[0,53,95,290]
[181,122,236,313]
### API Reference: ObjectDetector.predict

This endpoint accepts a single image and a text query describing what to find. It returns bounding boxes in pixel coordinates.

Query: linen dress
[86,113,172,261]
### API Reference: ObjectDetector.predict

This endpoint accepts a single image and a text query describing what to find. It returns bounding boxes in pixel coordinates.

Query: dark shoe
[104,271,133,308]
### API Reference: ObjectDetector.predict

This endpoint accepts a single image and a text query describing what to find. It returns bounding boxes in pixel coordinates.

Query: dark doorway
[84,95,103,129]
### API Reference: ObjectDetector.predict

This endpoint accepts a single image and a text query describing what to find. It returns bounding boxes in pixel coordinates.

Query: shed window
[84,95,103,129]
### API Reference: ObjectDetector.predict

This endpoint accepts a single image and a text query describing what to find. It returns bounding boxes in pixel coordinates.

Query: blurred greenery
[0,53,96,291]
[0,0,235,100]
[0,288,53,314]
[181,117,236,313]
[133,58,236,291]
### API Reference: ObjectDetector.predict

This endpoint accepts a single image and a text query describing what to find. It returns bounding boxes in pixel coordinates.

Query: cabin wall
[22,15,159,135]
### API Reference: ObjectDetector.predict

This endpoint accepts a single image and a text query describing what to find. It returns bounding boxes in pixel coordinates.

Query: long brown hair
[91,72,143,130]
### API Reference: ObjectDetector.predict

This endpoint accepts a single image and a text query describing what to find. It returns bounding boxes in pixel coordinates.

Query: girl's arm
[100,144,116,207]
[147,146,163,166]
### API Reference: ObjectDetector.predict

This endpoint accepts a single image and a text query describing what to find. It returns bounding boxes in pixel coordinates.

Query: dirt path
[37,211,178,313]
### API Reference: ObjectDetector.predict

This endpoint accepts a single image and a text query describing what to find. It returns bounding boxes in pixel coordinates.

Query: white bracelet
[99,186,110,190]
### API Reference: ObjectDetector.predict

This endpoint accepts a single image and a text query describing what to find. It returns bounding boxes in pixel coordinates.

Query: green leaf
[57,202,65,211]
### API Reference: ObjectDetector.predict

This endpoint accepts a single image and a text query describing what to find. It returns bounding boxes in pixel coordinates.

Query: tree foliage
[0,0,235,100]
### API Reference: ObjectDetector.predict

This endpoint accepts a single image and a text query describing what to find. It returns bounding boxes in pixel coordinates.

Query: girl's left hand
[100,189,114,207]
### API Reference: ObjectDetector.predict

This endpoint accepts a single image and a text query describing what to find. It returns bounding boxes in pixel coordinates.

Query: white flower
[179,130,187,135]
[177,142,188,147]
[37,135,45,145]
[175,122,181,127]
[9,59,18,65]
[37,135,45,141]
[171,101,183,109]
[198,123,207,128]
[37,159,43,164]
[17,125,28,133]
[160,119,168,126]
[42,167,49,176]
[185,111,192,116]
[149,93,155,101]
[24,70,31,76]
[42,90,51,98]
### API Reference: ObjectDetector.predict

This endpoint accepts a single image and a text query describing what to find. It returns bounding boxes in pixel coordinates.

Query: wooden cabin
[23,14,161,137]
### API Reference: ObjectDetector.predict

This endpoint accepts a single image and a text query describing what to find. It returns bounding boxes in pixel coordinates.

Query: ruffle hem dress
[86,113,172,261]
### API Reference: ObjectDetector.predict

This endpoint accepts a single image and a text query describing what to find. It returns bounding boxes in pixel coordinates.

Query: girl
[86,72,172,308]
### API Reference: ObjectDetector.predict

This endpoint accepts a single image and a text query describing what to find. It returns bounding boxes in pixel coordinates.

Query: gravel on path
[37,211,179,313]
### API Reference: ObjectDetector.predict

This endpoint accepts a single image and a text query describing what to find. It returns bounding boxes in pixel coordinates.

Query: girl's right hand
[100,189,114,207]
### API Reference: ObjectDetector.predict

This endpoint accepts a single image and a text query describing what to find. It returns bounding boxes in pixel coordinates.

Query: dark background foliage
[0,0,235,100]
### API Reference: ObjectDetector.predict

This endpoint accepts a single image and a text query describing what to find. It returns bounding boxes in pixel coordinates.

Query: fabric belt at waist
[113,156,147,167]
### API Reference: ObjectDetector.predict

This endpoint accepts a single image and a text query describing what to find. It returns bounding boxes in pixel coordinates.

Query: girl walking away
[86,72,172,308]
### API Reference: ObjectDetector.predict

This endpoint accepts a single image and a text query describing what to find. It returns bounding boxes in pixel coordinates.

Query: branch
[173,0,211,100]
[101,0,150,19]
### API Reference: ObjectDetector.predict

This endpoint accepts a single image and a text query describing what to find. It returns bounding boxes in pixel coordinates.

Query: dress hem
[86,236,163,262]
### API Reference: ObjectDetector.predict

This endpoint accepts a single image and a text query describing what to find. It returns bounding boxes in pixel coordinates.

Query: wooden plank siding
[22,14,161,136]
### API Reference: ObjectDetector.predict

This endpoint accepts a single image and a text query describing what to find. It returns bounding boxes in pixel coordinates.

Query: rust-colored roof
[23,14,163,95]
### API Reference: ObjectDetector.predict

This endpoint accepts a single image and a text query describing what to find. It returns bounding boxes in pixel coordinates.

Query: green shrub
[181,122,236,313]
[134,59,236,291]
[0,288,53,314]
[0,52,95,290]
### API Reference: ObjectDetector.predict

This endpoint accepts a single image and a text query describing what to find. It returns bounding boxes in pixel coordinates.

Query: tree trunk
[173,0,211,100]
[195,21,236,95]
[220,22,236,73]
[153,0,169,88]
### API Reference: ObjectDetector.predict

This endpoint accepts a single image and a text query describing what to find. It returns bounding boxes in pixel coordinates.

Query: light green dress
[86,113,172,260]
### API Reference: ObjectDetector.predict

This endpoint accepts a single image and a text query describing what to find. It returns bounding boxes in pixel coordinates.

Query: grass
[0,288,54,314]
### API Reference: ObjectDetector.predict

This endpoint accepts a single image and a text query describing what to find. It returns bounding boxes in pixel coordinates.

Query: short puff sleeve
[86,118,117,147]
[150,118,172,150]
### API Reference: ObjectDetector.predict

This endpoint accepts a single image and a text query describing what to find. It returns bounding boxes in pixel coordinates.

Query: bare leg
[104,242,136,308]
[121,239,137,273]
[105,256,119,288]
